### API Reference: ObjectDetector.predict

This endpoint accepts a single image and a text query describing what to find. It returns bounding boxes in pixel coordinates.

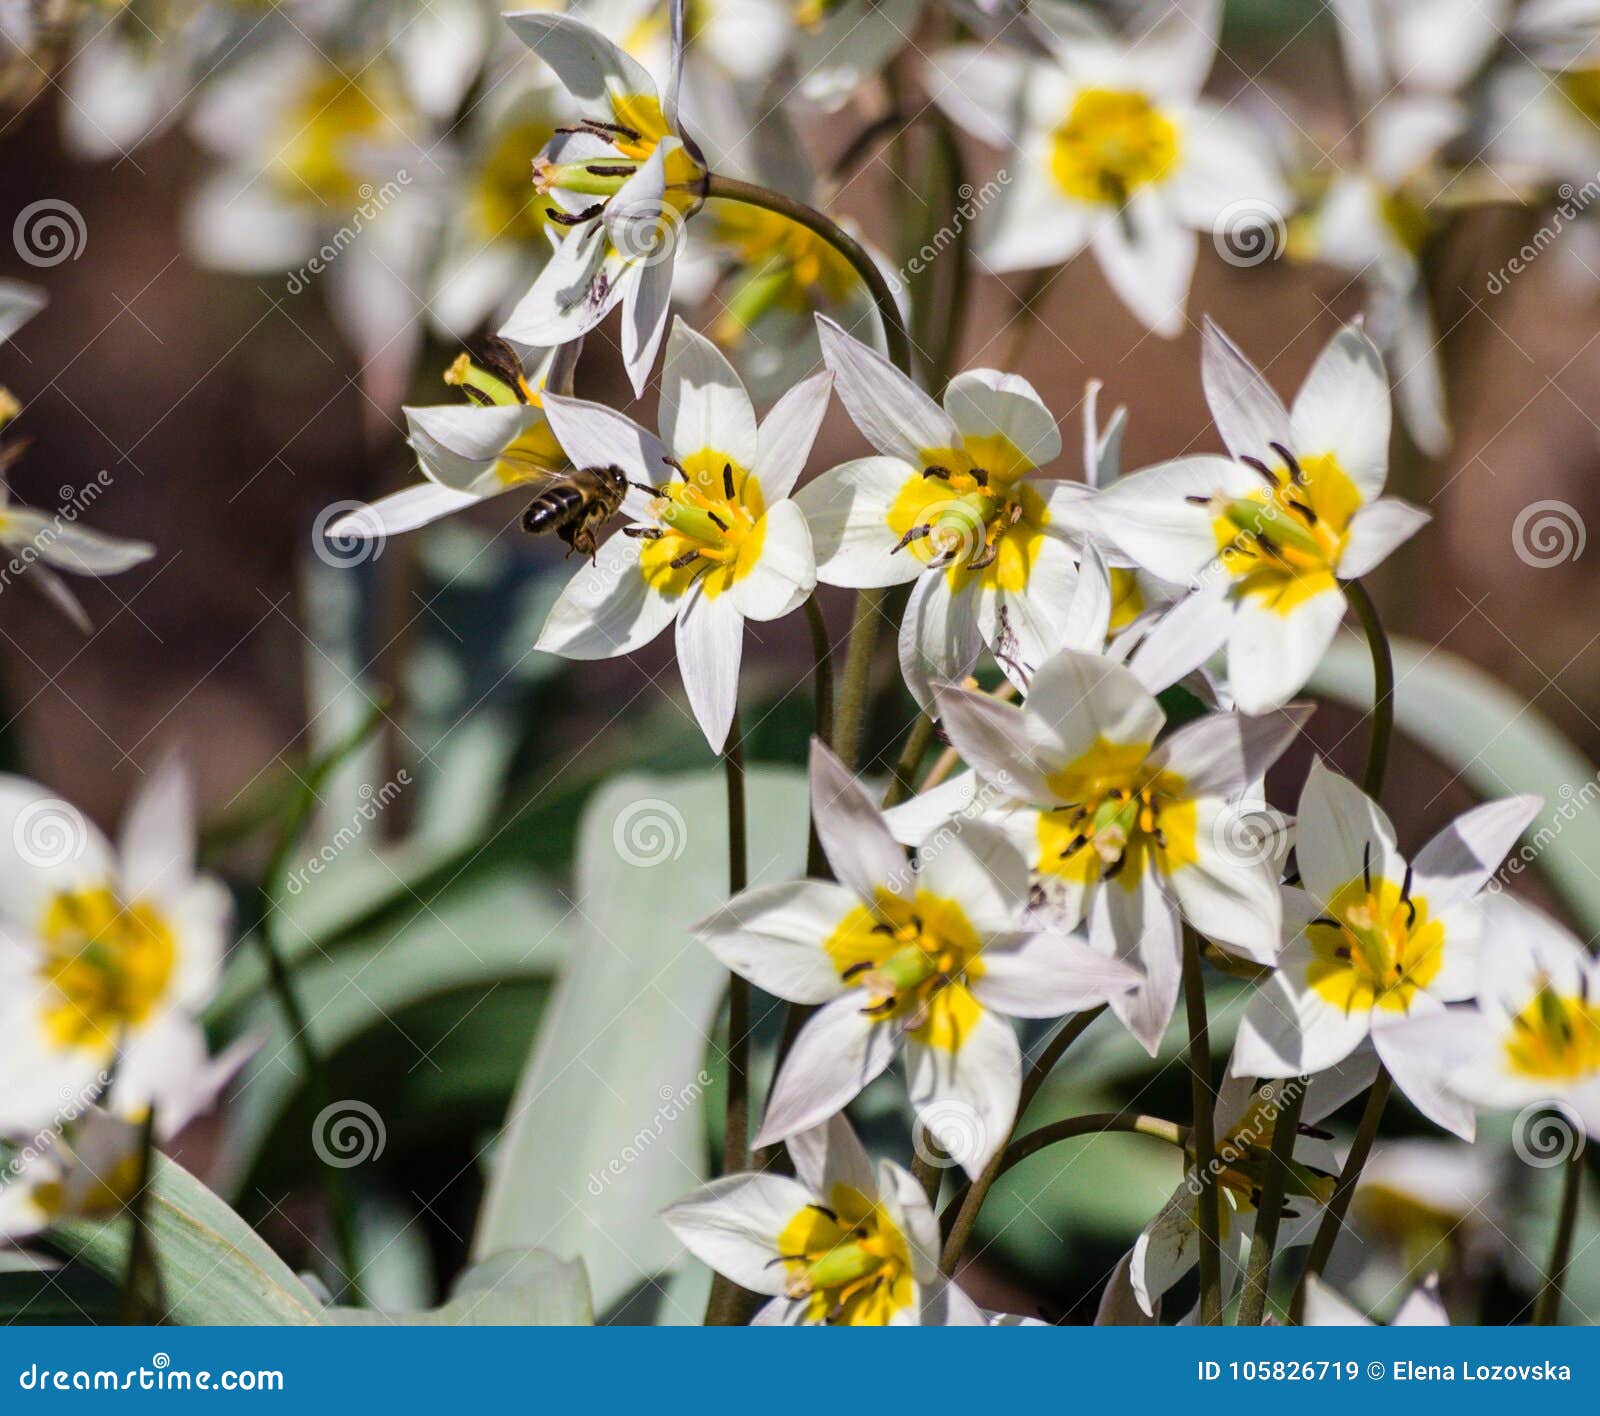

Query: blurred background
[0,0,1595,1324]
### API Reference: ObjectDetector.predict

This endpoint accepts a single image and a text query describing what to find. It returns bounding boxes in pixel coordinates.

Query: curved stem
[1236,1077,1308,1325]
[1343,578,1394,796]
[883,715,937,808]
[1535,1139,1585,1324]
[1182,925,1222,1325]
[1290,1068,1392,1323]
[939,1111,1188,1256]
[939,1007,1105,1272]
[830,587,886,771]
[704,173,913,377]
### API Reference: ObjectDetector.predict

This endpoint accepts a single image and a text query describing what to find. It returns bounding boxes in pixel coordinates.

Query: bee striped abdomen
[522,484,586,533]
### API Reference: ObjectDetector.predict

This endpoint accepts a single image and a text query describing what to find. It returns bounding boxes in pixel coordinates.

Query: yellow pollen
[775,1183,915,1324]
[1049,88,1180,206]
[638,451,767,599]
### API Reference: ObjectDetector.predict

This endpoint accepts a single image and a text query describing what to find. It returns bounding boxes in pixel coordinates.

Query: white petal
[499,221,625,347]
[119,757,194,904]
[332,483,483,537]
[1412,794,1543,916]
[1301,1277,1373,1326]
[0,779,116,928]
[1226,586,1346,714]
[792,457,923,589]
[905,1007,1020,1178]
[942,369,1061,469]
[785,1112,877,1199]
[1295,757,1402,905]
[972,930,1141,1017]
[1338,497,1431,579]
[1289,325,1391,501]
[536,532,678,659]
[1200,318,1291,464]
[1231,957,1372,1078]
[729,499,814,623]
[1088,454,1259,582]
[542,393,674,486]
[1172,799,1287,964]
[1371,1024,1478,1141]
[694,880,856,1004]
[622,254,676,398]
[1091,866,1181,1055]
[756,371,834,501]
[930,684,1060,804]
[915,825,1030,935]
[661,1172,816,1294]
[809,738,911,902]
[675,581,744,754]
[816,315,958,462]
[899,573,982,715]
[1151,704,1313,799]
[979,533,1099,694]
[503,10,659,110]
[1025,648,1167,756]
[0,511,154,576]
[660,317,758,468]
[754,994,899,1147]
[1124,583,1233,694]
[1089,193,1195,339]
[1166,104,1287,228]
[405,403,543,490]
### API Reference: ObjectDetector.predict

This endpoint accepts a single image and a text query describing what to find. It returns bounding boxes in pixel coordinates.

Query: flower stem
[703,173,913,378]
[1343,578,1393,797]
[883,715,937,808]
[1534,1138,1585,1324]
[1235,1077,1308,1325]
[803,595,834,877]
[938,1006,1105,1272]
[1289,1068,1392,1323]
[830,587,887,771]
[119,1107,161,1325]
[1182,925,1223,1325]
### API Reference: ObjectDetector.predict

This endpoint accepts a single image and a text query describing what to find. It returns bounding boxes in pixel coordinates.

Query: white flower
[793,317,1102,710]
[1130,1067,1341,1316]
[926,0,1285,335]
[662,1113,984,1324]
[0,761,234,1135]
[0,1108,144,1243]
[328,341,578,542]
[695,740,1139,1175]
[924,647,1305,1052]
[535,318,823,752]
[1233,760,1541,1138]
[1090,321,1430,713]
[498,5,708,395]
[1377,893,1600,1141]
[1302,1274,1449,1326]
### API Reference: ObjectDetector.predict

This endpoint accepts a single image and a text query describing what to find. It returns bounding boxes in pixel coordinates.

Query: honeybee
[520,464,629,559]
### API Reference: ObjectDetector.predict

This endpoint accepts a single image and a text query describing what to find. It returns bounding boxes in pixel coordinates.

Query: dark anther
[723,463,735,499]
[1309,916,1340,929]
[891,523,932,554]
[548,203,604,226]
[1185,494,1213,506]
[1400,863,1417,927]
[669,548,701,569]
[1060,833,1088,859]
[1240,455,1279,486]
[842,960,874,978]
[622,526,664,539]
[922,464,952,481]
[706,510,728,532]
[970,466,990,488]
[806,1204,839,1222]
[1363,841,1373,893]
[1269,442,1305,483]
[584,163,638,177]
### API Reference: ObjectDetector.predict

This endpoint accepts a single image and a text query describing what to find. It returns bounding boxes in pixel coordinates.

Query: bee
[520,464,630,559]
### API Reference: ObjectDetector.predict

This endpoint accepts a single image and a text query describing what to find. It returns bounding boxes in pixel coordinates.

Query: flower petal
[816,314,958,462]
[676,579,744,754]
[754,994,899,1148]
[1200,318,1291,464]
[756,370,833,501]
[1151,704,1314,798]
[942,369,1061,470]
[1091,865,1181,1055]
[1338,497,1431,579]
[694,879,856,1004]
[1289,325,1391,501]
[1295,757,1402,905]
[536,532,678,659]
[905,1006,1020,1178]
[542,393,674,486]
[661,1172,816,1295]
[1226,584,1345,714]
[660,317,758,469]
[899,572,982,715]
[502,10,659,111]
[809,738,912,902]
[1089,454,1259,583]
[793,457,924,588]
[785,1112,877,1199]
[729,499,815,623]
[1089,192,1195,339]
[971,930,1141,1018]
[1412,793,1542,915]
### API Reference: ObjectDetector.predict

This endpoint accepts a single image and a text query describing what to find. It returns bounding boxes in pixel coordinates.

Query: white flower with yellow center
[0,762,233,1135]
[793,317,1102,710]
[1377,894,1600,1142]
[1233,760,1541,1135]
[1130,1066,1340,1317]
[535,318,824,752]
[498,6,709,395]
[695,740,1140,1175]
[921,649,1305,1052]
[0,1108,145,1243]
[1089,321,1430,714]
[663,1114,983,1325]
[328,341,580,542]
[925,0,1285,336]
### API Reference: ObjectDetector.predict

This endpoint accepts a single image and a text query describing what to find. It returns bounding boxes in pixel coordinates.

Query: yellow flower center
[825,888,986,1052]
[707,201,859,345]
[885,436,1051,593]
[32,1148,143,1222]
[638,451,767,599]
[1380,189,1430,258]
[1034,737,1197,891]
[1050,88,1181,206]
[1108,566,1144,633]
[471,116,559,245]
[274,68,411,207]
[1505,985,1600,1081]
[775,1183,915,1324]
[36,887,177,1054]
[1208,450,1362,615]
[536,94,706,226]
[1307,869,1443,1014]
[1560,67,1600,127]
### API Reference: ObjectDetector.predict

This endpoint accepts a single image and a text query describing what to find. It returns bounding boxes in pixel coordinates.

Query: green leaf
[473,766,810,1321]
[46,1153,324,1325]
[1311,633,1600,931]
[330,1249,592,1326]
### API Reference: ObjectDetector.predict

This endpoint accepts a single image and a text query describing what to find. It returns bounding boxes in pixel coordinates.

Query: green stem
[925,109,970,394]
[803,595,834,878]
[939,1007,1105,1271]
[1236,1077,1308,1325]
[830,587,887,771]
[119,1107,160,1325]
[911,1127,946,1208]
[1183,925,1223,1325]
[883,715,937,808]
[939,1111,1188,1258]
[1290,1068,1392,1323]
[703,173,913,377]
[1343,578,1393,796]
[1534,1138,1585,1325]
